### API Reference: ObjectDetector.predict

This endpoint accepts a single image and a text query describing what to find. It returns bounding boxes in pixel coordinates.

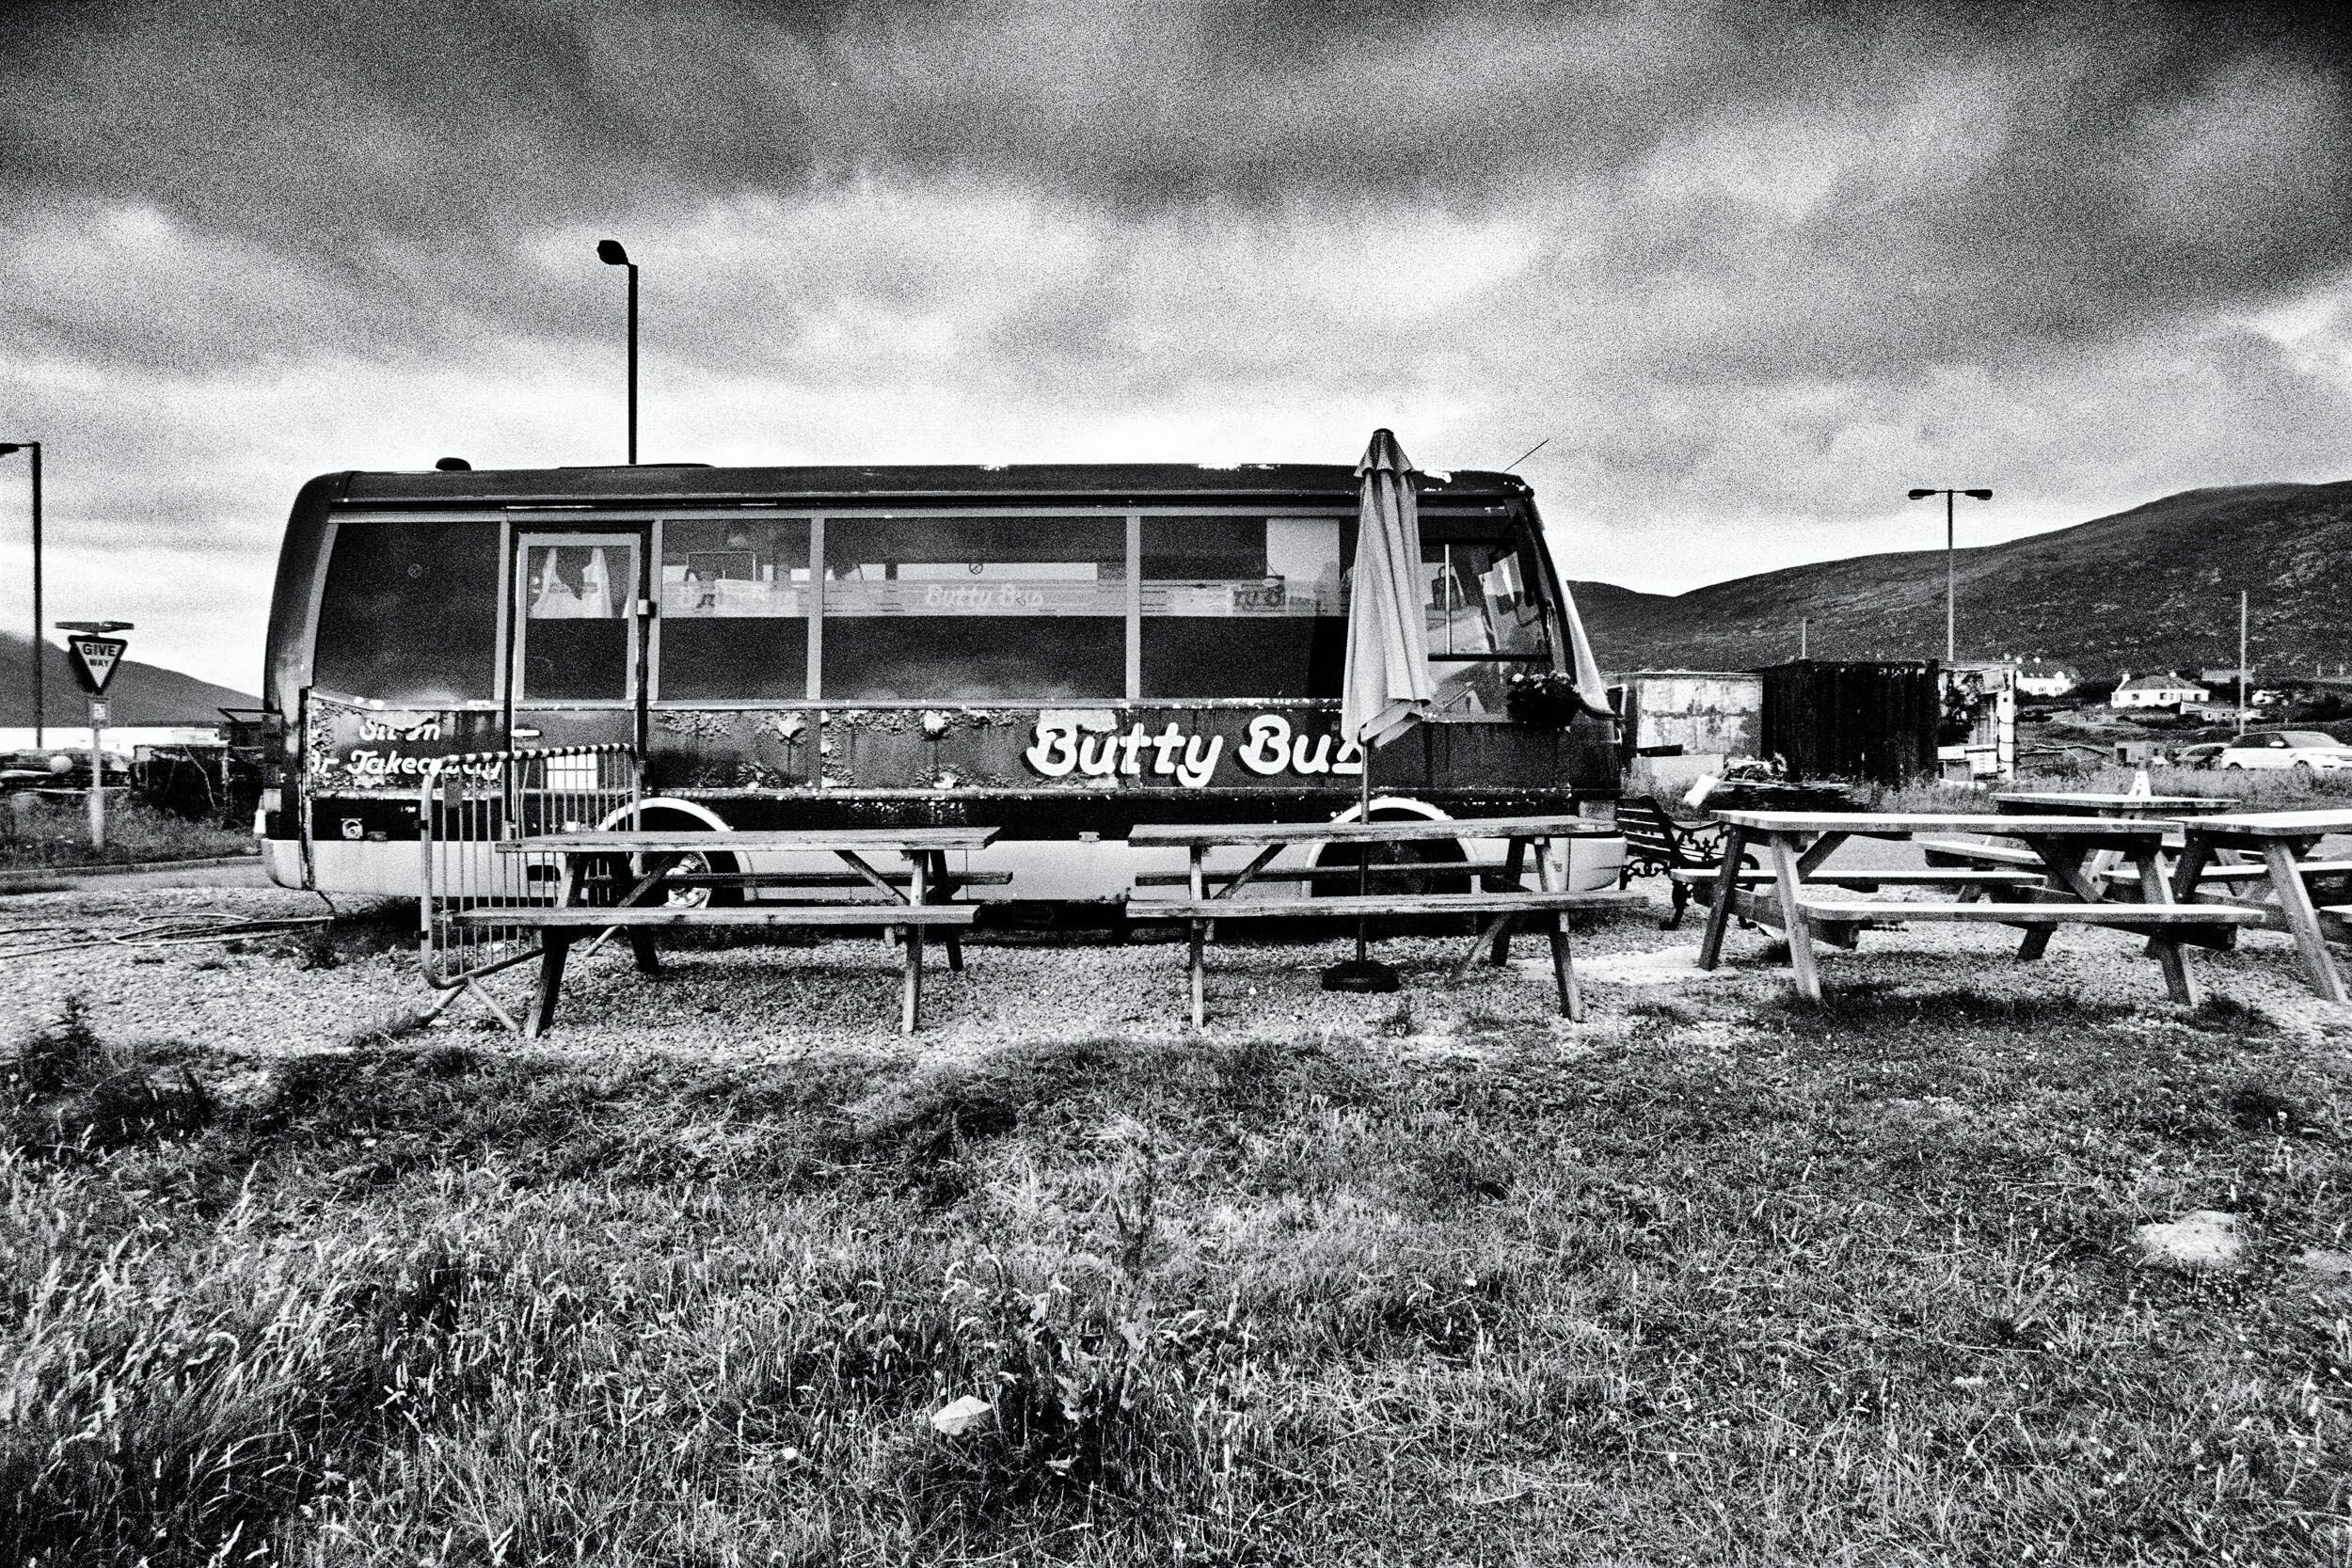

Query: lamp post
[1904,486,1992,663]
[596,239,638,465]
[0,441,40,748]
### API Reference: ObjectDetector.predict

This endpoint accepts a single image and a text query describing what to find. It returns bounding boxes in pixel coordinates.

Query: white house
[2109,672,2210,710]
[2015,660,2075,697]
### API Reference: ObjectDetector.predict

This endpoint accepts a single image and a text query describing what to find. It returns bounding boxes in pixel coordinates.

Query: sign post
[60,622,131,851]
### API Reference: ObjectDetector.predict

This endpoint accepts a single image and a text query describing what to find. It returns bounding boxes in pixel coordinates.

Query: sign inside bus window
[825,580,1124,616]
[1024,713,1362,787]
[306,696,504,787]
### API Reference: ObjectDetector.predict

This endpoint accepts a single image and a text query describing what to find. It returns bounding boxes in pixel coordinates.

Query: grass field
[8,980,2351,1565]
[0,795,251,871]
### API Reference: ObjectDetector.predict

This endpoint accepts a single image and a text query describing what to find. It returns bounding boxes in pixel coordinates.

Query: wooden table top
[1992,791,2233,815]
[1709,810,2175,839]
[2177,808,2352,840]
[1127,814,1615,847]
[500,827,1001,853]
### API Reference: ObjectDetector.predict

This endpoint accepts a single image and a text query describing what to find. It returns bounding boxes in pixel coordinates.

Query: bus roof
[331,462,1534,509]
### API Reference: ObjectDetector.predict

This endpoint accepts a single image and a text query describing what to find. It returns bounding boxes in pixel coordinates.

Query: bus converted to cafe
[256,462,1625,903]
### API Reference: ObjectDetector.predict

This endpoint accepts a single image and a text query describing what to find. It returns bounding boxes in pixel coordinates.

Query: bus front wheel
[1313,820,1471,903]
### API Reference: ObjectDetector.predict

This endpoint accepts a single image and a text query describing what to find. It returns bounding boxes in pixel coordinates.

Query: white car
[2215,730,2352,776]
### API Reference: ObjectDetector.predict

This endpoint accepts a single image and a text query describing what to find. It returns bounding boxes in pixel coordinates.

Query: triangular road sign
[67,636,128,695]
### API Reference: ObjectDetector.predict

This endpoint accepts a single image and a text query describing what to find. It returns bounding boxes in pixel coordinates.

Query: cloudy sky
[4,0,2349,690]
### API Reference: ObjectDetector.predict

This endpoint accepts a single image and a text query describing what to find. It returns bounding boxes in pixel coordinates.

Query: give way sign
[67,635,129,695]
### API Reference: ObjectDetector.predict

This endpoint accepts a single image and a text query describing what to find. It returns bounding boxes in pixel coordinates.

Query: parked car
[2172,742,2228,770]
[2214,730,2352,777]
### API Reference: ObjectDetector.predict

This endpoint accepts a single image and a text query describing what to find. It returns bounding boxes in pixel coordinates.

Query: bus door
[512,532,644,749]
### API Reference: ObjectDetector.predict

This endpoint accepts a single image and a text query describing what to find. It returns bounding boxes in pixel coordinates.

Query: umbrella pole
[1322,731,1398,993]
[1355,754,1370,962]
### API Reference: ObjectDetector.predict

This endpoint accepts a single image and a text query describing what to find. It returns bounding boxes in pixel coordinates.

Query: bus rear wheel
[607,812,742,909]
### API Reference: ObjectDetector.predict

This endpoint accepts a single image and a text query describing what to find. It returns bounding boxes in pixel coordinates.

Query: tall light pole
[596,239,638,464]
[0,441,41,747]
[1905,486,1992,663]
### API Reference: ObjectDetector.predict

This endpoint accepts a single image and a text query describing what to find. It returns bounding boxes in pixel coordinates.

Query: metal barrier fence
[418,744,641,1028]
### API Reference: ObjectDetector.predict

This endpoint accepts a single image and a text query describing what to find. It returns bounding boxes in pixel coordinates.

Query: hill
[1573,480,2352,678]
[0,632,257,727]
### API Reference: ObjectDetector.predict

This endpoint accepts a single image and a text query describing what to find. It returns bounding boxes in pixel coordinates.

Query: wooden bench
[1150,889,1649,1027]
[1128,815,1639,1028]
[479,826,1002,1037]
[1674,868,2047,892]
[1921,838,2282,886]
[1132,863,1510,891]
[1703,811,2257,1006]
[1794,899,2262,939]
[1619,795,1752,927]
[454,903,979,1036]
[576,869,1014,895]
[1919,838,2047,870]
[2171,811,2352,1004]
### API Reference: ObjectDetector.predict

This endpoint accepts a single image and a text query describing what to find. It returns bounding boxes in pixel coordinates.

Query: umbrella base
[1321,957,1401,993]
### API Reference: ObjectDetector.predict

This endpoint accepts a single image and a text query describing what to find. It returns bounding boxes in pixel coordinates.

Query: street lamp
[0,441,40,747]
[1905,486,1992,663]
[596,239,638,465]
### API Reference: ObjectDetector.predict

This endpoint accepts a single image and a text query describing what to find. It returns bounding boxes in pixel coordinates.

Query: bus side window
[1139,515,1347,699]
[313,520,500,705]
[658,519,810,701]
[820,516,1124,701]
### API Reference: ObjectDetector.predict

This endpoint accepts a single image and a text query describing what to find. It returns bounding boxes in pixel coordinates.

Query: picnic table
[2170,809,2352,1004]
[1693,811,2263,1005]
[1989,790,2235,818]
[462,827,1002,1036]
[1126,815,1645,1027]
[1929,791,2242,895]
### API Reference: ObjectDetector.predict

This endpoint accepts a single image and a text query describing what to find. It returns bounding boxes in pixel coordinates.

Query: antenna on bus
[1501,436,1550,473]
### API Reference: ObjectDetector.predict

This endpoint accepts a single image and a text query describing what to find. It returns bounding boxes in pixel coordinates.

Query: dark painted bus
[256,463,1623,901]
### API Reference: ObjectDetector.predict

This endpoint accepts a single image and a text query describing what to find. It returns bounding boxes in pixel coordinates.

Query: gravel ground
[7,871,2346,1067]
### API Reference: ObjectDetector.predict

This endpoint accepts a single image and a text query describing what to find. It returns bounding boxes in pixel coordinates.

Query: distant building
[2109,671,2209,710]
[2201,667,2249,687]
[2015,661,2075,697]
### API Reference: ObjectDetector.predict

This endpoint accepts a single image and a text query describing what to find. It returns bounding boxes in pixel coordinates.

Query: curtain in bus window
[659,519,810,700]
[820,517,1124,701]
[1139,515,1349,698]
[1422,539,1550,715]
[312,520,500,705]
[521,543,634,702]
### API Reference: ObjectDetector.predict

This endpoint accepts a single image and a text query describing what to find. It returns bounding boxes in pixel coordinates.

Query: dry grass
[6,989,2351,1564]
[0,795,251,871]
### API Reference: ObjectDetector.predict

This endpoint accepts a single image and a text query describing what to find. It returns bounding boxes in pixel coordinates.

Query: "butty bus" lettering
[1024,714,1363,787]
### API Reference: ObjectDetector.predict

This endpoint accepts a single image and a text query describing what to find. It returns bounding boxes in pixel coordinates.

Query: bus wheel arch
[598,797,742,907]
[1312,797,1470,896]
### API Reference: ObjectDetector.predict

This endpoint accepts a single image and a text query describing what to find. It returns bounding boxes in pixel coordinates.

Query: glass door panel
[516,535,639,704]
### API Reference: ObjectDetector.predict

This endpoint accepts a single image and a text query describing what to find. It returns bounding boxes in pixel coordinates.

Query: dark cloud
[3,0,2350,687]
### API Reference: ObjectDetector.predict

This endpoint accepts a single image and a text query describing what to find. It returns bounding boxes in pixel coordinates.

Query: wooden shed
[1757,660,1941,785]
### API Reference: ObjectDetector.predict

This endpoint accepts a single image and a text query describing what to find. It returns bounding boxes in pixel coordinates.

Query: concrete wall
[1613,672,1763,759]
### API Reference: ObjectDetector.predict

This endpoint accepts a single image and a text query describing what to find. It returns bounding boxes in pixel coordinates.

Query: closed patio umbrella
[1327,429,1437,991]
[1340,429,1436,749]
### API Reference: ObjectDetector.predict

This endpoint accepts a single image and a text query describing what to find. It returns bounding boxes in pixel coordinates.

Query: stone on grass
[930,1395,993,1436]
[2134,1210,2247,1271]
[2293,1249,2352,1278]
